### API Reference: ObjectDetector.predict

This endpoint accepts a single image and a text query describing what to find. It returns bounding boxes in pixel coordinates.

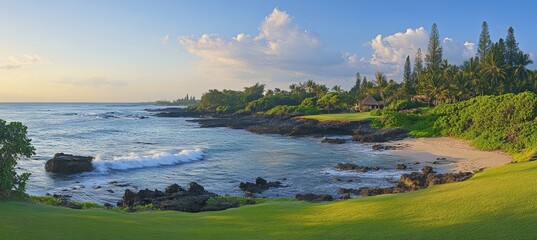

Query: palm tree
[452,71,472,102]
[462,57,481,96]
[512,51,534,92]
[420,68,448,105]
[374,72,387,102]
[331,85,343,93]
[480,51,508,95]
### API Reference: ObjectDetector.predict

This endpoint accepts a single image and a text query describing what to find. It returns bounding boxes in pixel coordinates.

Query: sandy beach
[388,137,513,173]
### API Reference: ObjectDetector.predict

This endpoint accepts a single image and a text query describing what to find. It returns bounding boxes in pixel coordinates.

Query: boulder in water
[45,153,94,174]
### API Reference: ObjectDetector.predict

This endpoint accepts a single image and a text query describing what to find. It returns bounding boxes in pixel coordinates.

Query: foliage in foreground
[0,119,35,199]
[374,92,537,161]
[1,161,536,240]
[30,196,102,209]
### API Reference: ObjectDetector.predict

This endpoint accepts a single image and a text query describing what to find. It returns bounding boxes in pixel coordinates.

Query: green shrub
[376,92,537,161]
[384,99,428,111]
[206,196,267,207]
[370,109,382,116]
[30,196,62,206]
[264,105,320,116]
[0,119,35,198]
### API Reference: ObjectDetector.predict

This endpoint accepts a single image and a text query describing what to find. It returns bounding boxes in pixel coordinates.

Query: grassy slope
[1,161,536,240]
[301,111,378,122]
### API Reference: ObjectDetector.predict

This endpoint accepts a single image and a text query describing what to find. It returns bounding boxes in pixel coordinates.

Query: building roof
[361,96,380,106]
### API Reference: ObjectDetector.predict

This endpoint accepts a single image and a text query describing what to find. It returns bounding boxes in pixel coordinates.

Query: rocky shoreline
[149,108,408,142]
[33,109,478,212]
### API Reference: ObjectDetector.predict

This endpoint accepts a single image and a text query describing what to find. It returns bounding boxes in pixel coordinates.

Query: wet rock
[340,193,351,200]
[321,138,347,144]
[239,177,283,193]
[360,167,473,197]
[106,189,114,193]
[396,164,407,170]
[45,153,94,174]
[335,163,380,172]
[108,181,131,187]
[295,193,334,202]
[372,144,397,151]
[352,128,408,143]
[339,188,361,195]
[119,182,231,213]
[165,183,183,193]
[421,166,435,175]
[361,187,395,196]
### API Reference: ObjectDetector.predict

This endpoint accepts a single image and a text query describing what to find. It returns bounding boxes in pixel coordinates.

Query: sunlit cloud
[0,55,47,70]
[161,34,170,45]
[177,9,478,85]
[54,77,128,87]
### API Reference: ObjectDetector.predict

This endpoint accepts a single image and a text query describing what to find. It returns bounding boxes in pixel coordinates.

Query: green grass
[301,111,378,122]
[1,161,536,240]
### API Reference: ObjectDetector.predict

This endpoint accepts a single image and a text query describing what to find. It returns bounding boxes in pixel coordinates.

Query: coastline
[387,137,513,173]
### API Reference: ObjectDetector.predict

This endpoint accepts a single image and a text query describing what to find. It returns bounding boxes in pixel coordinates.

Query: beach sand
[387,137,512,173]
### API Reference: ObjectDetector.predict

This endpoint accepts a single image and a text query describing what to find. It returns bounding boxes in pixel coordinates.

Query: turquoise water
[0,103,408,204]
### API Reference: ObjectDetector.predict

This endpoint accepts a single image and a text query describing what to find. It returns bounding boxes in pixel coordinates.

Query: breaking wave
[92,149,204,173]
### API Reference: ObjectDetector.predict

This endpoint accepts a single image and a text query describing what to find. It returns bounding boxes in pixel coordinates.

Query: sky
[0,0,535,102]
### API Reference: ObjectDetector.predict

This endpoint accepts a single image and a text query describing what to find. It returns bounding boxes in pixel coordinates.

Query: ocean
[0,103,408,204]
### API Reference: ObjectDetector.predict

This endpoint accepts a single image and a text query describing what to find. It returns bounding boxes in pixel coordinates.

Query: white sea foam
[92,149,204,173]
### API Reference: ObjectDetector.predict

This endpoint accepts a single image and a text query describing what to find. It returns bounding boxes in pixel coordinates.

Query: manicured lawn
[1,161,536,239]
[301,111,378,122]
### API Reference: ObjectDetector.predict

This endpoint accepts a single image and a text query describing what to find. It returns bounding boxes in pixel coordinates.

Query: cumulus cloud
[369,27,476,78]
[161,34,170,45]
[179,8,347,84]
[0,55,46,70]
[177,8,478,85]
[55,77,128,87]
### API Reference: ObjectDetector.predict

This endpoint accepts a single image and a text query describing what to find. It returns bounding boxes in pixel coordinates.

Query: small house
[355,96,382,111]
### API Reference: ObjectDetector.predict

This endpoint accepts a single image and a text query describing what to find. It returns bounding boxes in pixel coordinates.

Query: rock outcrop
[239,177,283,194]
[360,166,473,197]
[117,182,243,212]
[45,153,94,174]
[295,193,334,202]
[321,138,347,144]
[335,163,380,172]
[352,128,408,143]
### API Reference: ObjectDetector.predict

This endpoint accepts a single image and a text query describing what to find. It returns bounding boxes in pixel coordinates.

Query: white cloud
[443,37,476,63]
[55,77,128,87]
[161,34,170,45]
[179,8,347,85]
[176,9,478,86]
[0,55,46,70]
[369,28,476,78]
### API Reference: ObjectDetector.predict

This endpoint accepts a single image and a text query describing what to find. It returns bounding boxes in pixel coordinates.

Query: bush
[370,109,382,116]
[376,92,537,161]
[264,105,320,116]
[0,119,35,198]
[385,99,426,111]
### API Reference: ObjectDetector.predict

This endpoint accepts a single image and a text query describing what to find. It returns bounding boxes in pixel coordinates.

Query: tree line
[196,22,535,115]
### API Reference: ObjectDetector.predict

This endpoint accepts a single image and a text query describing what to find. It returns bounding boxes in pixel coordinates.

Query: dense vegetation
[374,92,537,161]
[0,119,35,200]
[191,22,534,118]
[154,94,199,106]
[2,161,536,239]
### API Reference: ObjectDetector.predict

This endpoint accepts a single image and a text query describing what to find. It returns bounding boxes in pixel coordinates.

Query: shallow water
[0,103,410,204]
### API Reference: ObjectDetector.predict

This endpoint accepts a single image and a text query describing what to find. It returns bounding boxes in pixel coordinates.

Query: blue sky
[0,0,535,101]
